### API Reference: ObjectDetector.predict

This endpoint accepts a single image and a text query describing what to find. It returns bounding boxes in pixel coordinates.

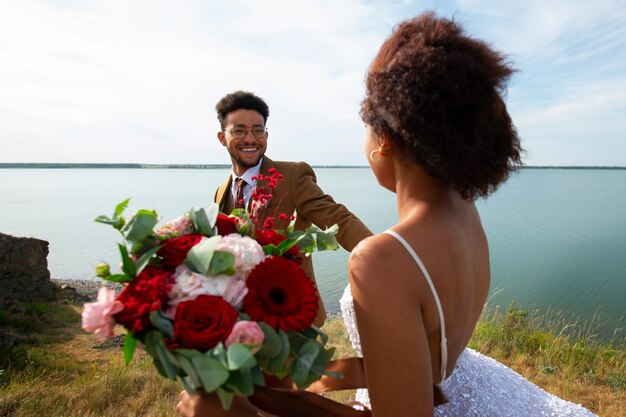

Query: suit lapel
[215,176,232,212]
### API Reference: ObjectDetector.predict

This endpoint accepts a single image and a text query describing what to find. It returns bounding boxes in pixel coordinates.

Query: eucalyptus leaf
[316,226,339,251]
[177,354,202,388]
[216,388,235,410]
[184,236,220,274]
[226,344,257,370]
[182,376,197,394]
[290,340,321,387]
[175,349,202,360]
[250,366,265,386]
[205,204,219,228]
[225,369,254,396]
[257,322,282,358]
[209,251,236,275]
[191,355,229,393]
[208,342,228,368]
[152,332,178,379]
[190,207,214,236]
[124,210,158,241]
[266,330,290,374]
[123,332,137,366]
[150,310,174,339]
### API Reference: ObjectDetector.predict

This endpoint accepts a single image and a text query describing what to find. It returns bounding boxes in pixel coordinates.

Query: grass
[0,300,623,416]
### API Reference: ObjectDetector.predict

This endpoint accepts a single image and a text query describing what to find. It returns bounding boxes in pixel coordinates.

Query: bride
[177,12,596,417]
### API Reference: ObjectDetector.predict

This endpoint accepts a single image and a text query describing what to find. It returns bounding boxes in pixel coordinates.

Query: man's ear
[217,131,227,146]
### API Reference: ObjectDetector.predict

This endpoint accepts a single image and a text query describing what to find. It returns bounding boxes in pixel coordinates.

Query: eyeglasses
[222,127,268,139]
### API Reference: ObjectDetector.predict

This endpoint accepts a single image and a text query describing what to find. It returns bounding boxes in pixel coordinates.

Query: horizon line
[0,162,625,170]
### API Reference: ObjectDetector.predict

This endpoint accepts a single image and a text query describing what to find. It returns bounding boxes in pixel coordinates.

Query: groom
[213,91,372,327]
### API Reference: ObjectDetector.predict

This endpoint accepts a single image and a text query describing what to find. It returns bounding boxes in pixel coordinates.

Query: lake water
[1,168,625,341]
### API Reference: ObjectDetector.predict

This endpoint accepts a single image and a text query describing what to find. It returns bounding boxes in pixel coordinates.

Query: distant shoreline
[1,163,625,170]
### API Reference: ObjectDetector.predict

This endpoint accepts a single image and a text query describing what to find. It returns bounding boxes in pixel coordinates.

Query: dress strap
[383,230,448,381]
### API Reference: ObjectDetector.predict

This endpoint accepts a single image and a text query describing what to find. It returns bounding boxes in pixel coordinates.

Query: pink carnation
[81,287,124,341]
[225,320,265,353]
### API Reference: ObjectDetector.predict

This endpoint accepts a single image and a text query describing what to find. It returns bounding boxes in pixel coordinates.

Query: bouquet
[81,170,340,409]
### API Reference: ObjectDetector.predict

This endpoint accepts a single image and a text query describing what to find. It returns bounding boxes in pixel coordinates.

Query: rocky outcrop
[0,232,58,307]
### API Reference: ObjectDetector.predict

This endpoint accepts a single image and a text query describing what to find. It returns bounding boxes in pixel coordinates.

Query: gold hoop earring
[370,148,382,162]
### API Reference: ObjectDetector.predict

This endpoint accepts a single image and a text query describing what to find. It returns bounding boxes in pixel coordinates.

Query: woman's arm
[349,237,435,416]
[306,357,366,393]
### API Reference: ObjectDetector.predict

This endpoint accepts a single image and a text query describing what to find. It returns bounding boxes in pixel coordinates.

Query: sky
[1,0,625,166]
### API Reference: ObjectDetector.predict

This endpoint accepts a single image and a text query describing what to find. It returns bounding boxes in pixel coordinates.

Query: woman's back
[349,186,489,388]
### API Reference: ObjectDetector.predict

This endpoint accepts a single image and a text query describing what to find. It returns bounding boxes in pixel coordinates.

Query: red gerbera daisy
[243,256,319,332]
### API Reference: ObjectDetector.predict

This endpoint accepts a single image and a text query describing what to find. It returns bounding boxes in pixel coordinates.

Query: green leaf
[114,198,130,217]
[208,342,228,368]
[286,209,297,233]
[176,354,202,388]
[250,366,265,386]
[257,322,282,358]
[150,310,174,339]
[225,369,254,396]
[95,263,111,278]
[290,340,321,387]
[266,329,290,374]
[190,207,214,236]
[276,235,303,256]
[208,251,236,275]
[205,204,219,228]
[216,388,235,410]
[184,235,220,274]
[182,376,197,393]
[316,225,339,251]
[191,355,230,393]
[94,215,124,230]
[102,273,131,283]
[123,210,158,241]
[135,244,161,275]
[226,344,257,370]
[118,244,136,278]
[123,332,137,366]
[175,349,202,360]
[152,332,178,380]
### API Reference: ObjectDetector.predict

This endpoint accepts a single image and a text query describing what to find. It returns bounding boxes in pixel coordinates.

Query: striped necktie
[234,177,247,209]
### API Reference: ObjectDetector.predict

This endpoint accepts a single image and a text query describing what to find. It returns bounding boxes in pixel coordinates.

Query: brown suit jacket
[214,156,373,326]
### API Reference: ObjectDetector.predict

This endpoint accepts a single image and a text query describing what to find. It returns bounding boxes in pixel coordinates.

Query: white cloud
[1,0,625,165]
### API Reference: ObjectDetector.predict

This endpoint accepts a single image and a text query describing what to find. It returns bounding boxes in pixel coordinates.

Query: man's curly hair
[361,12,523,199]
[215,91,269,129]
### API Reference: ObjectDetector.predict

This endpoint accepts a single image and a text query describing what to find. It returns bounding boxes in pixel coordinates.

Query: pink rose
[215,234,265,278]
[81,287,124,341]
[225,321,265,353]
[157,216,194,238]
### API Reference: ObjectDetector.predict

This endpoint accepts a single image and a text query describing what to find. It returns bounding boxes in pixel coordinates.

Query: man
[213,90,372,327]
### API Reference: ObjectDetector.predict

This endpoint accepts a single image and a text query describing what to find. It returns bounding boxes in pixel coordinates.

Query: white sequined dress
[339,285,597,416]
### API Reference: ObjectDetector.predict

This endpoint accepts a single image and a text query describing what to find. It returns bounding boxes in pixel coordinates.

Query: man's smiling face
[218,108,268,176]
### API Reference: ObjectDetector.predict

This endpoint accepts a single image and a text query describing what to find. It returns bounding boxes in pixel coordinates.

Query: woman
[178,13,596,417]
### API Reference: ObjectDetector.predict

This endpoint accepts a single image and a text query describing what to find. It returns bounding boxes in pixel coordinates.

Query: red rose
[158,234,203,268]
[256,229,301,264]
[171,295,239,351]
[215,214,238,236]
[243,256,319,332]
[113,266,172,334]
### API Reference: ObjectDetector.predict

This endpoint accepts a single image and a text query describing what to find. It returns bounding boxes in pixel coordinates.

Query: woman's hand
[305,358,366,393]
[176,390,266,417]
